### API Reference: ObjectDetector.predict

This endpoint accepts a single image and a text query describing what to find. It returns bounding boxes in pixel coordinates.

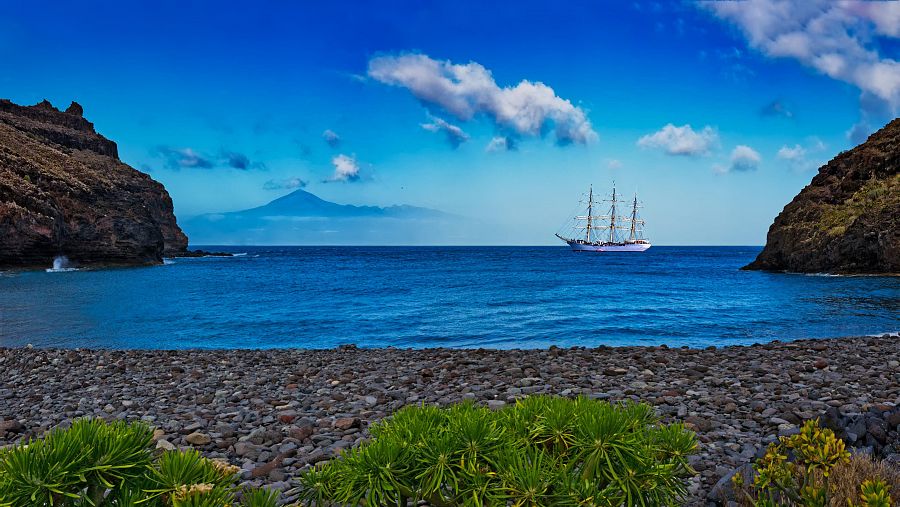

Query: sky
[2,0,898,245]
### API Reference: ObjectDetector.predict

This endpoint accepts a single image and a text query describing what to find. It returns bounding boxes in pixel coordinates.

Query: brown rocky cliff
[744,119,900,274]
[0,99,188,268]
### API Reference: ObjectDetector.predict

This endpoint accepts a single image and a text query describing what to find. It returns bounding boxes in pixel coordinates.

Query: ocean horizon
[2,245,897,350]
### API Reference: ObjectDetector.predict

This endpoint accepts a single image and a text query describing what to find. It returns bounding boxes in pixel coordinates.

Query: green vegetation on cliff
[745,119,899,274]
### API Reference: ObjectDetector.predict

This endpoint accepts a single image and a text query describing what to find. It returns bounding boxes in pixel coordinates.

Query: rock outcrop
[745,119,900,274]
[0,99,188,268]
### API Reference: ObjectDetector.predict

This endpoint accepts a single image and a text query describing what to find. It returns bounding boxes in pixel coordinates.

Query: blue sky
[2,1,896,245]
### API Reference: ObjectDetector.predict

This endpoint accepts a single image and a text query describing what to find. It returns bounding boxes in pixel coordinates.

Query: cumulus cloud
[776,137,827,170]
[322,129,341,148]
[263,177,307,190]
[154,146,214,170]
[367,53,597,145]
[485,136,516,152]
[421,116,469,148]
[637,124,719,156]
[701,1,900,111]
[716,145,762,173]
[777,144,806,161]
[327,154,360,182]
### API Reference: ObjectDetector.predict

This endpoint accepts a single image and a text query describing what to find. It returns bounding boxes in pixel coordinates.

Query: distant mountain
[235,189,450,219]
[744,118,899,274]
[182,189,479,245]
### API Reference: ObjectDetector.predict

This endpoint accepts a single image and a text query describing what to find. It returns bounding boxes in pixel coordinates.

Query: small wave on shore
[45,256,78,273]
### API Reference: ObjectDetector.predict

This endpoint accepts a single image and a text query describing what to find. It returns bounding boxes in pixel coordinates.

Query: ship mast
[629,194,638,242]
[609,183,617,243]
[585,185,592,243]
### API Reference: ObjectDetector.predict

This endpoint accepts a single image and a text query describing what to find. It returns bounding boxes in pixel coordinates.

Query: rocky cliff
[744,119,900,274]
[0,99,188,268]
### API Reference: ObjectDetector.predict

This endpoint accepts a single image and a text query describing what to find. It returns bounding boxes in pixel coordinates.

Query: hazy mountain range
[181,189,487,245]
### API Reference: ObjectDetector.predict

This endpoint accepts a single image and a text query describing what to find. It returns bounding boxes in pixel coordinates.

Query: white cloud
[485,136,515,152]
[701,1,900,111]
[607,159,623,169]
[421,116,469,148]
[724,145,762,173]
[322,129,341,147]
[776,144,806,161]
[776,137,827,171]
[328,154,360,182]
[368,53,597,145]
[637,123,719,156]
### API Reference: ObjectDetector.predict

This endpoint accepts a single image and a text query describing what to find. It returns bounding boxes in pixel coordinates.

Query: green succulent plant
[856,479,891,507]
[299,395,698,506]
[0,418,281,507]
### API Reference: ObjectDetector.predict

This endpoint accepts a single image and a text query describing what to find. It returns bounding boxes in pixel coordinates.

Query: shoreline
[1,334,898,505]
[4,329,899,352]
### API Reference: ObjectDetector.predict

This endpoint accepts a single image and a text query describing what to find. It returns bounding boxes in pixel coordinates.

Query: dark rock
[0,98,188,268]
[886,409,900,428]
[64,101,83,117]
[685,415,713,432]
[185,432,211,445]
[0,419,24,435]
[867,419,888,445]
[289,425,314,441]
[250,454,284,479]
[708,464,754,504]
[743,118,900,274]
[333,417,360,430]
[174,249,234,258]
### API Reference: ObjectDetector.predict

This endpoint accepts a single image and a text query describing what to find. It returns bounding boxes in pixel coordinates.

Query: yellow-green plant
[299,395,698,506]
[0,418,280,507]
[736,419,875,507]
[853,479,891,507]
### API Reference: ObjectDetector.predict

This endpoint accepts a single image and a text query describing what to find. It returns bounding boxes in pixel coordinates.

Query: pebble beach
[1,334,899,505]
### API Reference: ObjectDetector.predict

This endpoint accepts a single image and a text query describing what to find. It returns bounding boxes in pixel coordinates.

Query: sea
[0,246,897,350]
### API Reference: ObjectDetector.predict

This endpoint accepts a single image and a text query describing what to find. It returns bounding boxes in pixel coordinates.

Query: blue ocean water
[0,246,897,349]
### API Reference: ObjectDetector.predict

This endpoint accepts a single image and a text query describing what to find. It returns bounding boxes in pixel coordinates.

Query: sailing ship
[555,183,651,252]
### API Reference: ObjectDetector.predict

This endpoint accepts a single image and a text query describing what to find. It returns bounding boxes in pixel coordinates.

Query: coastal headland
[1,334,898,504]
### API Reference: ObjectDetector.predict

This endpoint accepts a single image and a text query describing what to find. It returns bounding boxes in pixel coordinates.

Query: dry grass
[828,454,900,506]
[734,454,900,506]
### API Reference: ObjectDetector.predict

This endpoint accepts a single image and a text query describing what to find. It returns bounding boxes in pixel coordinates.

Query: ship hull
[567,241,651,252]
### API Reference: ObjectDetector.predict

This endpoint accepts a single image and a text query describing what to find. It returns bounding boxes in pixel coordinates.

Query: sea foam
[46,256,78,273]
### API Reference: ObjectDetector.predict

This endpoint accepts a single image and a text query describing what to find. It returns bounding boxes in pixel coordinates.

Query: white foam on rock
[45,256,78,273]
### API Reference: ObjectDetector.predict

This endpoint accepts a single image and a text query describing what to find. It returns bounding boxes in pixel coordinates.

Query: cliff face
[0,99,188,268]
[745,119,900,274]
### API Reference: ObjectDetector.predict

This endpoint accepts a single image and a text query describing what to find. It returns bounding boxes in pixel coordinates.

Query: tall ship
[555,183,651,252]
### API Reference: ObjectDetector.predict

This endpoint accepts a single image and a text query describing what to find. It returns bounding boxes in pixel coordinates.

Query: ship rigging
[555,183,651,252]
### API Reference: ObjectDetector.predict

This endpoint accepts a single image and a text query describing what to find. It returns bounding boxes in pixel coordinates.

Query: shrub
[299,395,698,506]
[0,418,280,507]
[736,419,898,507]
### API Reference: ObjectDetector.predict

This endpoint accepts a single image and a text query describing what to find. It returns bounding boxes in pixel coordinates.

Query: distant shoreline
[2,333,898,504]
[5,331,900,352]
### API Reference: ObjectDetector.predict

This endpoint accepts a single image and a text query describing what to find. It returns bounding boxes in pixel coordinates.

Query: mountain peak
[183,189,465,245]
